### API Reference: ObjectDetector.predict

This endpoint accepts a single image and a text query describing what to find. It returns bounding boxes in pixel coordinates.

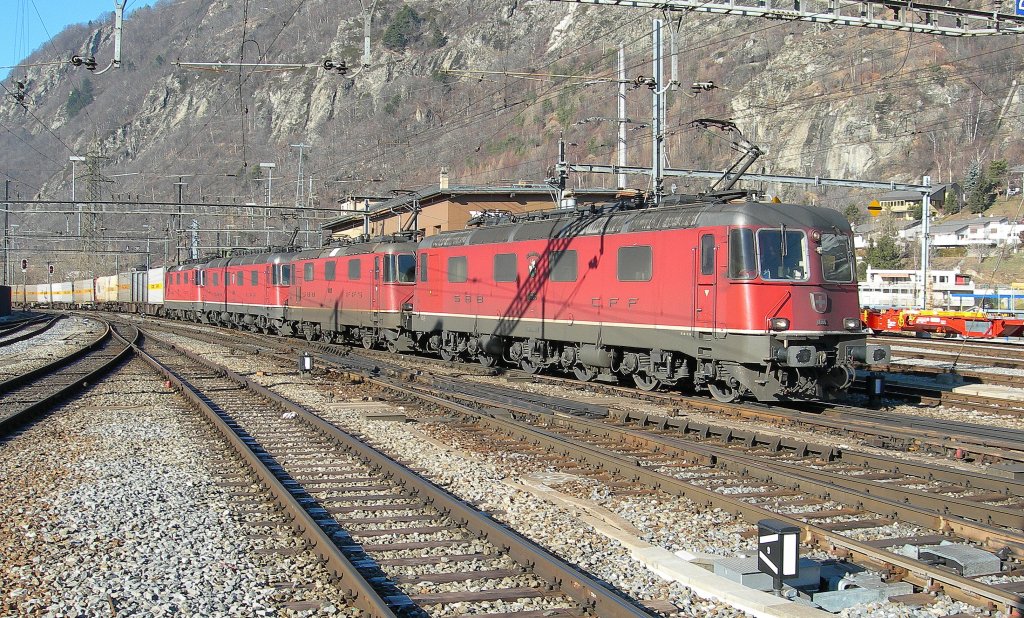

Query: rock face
[1,1,1023,228]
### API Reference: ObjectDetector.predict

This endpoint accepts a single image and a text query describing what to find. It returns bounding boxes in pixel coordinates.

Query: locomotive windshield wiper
[780,224,787,258]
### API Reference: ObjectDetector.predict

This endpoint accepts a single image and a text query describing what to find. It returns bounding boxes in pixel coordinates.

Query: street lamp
[70,156,86,237]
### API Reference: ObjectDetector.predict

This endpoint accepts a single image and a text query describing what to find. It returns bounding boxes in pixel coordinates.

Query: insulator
[322,59,348,74]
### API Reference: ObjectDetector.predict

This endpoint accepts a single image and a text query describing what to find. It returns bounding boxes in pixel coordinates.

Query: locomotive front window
[728,229,756,279]
[397,254,416,283]
[820,233,854,282]
[757,228,808,281]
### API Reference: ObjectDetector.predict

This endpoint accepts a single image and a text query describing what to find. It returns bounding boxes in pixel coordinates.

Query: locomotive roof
[419,200,851,249]
[295,238,419,260]
[203,251,298,267]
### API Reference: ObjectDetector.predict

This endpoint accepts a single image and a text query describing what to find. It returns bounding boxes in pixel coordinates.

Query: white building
[903,216,1024,248]
[859,266,976,309]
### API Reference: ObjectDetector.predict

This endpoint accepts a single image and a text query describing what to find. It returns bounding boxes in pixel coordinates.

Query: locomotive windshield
[820,233,854,282]
[384,253,417,283]
[728,228,757,279]
[757,228,808,281]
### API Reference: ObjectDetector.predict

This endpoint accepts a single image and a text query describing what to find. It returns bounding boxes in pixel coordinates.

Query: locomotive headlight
[769,317,790,331]
[843,317,862,331]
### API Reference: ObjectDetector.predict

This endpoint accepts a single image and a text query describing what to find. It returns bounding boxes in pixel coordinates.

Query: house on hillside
[902,216,1023,248]
[852,220,918,250]
[875,184,954,220]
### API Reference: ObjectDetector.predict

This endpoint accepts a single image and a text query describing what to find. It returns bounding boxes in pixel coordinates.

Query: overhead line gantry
[544,0,1024,37]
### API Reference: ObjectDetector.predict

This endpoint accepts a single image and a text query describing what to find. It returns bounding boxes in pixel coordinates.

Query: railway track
[133,315,1024,465]
[131,324,655,618]
[0,319,137,433]
[0,315,62,347]
[137,316,1024,614]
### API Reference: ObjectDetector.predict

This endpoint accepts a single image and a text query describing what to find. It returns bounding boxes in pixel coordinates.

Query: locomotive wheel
[478,353,497,367]
[440,349,456,362]
[520,358,543,374]
[305,328,317,342]
[708,381,739,403]
[573,365,597,382]
[361,334,375,349]
[633,373,661,391]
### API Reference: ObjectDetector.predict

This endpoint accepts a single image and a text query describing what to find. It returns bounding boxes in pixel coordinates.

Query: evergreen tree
[865,235,905,269]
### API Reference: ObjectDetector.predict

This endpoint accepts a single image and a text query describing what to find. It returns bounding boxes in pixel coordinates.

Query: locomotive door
[370,256,381,327]
[694,232,720,335]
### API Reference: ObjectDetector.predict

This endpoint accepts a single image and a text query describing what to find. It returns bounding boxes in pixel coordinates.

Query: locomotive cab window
[494,253,517,282]
[384,254,416,283]
[448,256,468,283]
[304,262,314,282]
[324,261,336,281]
[728,229,757,279]
[348,259,361,281]
[617,246,652,281]
[550,250,577,282]
[757,228,808,281]
[820,233,854,283]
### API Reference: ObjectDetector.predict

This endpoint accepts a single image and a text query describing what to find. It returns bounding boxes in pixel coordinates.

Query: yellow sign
[868,199,882,217]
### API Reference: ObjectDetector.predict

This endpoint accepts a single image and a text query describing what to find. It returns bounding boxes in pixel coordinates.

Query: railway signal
[758,519,800,595]
[21,259,27,272]
[48,264,54,276]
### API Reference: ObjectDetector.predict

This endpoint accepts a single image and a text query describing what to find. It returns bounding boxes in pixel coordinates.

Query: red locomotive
[154,194,885,402]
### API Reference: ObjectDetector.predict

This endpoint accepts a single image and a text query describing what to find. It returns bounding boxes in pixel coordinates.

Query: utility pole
[617,43,627,190]
[291,143,310,247]
[2,179,9,286]
[920,175,932,310]
[70,156,85,236]
[651,19,665,203]
[173,177,187,264]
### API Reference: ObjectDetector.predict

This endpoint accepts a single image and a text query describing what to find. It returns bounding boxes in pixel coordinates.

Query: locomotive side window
[617,246,652,281]
[348,259,361,281]
[420,253,428,282]
[251,270,258,286]
[728,229,757,279]
[238,272,245,286]
[324,261,336,281]
[550,250,577,282]
[757,228,808,281]
[304,262,314,282]
[494,253,517,282]
[225,272,231,287]
[700,236,715,276]
[212,273,219,286]
[820,233,854,282]
[282,265,293,285]
[448,256,468,283]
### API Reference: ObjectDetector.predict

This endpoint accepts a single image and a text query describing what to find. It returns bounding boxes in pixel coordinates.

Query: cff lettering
[1019,0,1024,16]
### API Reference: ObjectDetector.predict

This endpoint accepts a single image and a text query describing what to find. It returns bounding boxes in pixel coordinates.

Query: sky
[1,0,157,80]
